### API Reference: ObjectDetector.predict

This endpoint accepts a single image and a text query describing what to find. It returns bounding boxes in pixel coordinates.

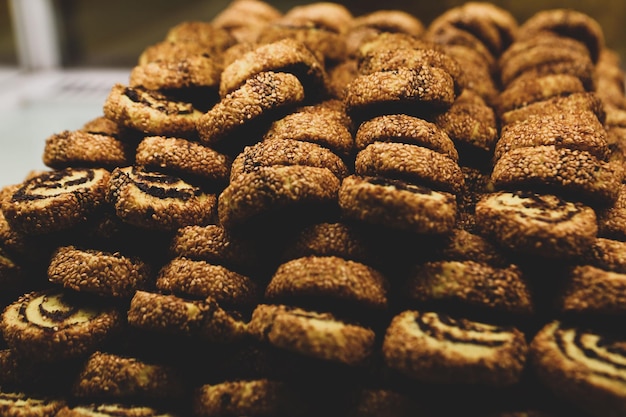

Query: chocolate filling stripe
[554,327,626,382]
[415,314,509,348]
[12,170,95,201]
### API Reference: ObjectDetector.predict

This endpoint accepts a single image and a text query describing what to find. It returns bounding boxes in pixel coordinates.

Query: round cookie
[556,265,626,315]
[338,175,457,235]
[496,74,586,116]
[107,166,217,231]
[0,392,66,417]
[127,290,247,343]
[137,40,215,66]
[1,167,110,235]
[192,379,302,417]
[474,191,598,259]
[494,110,609,162]
[219,38,327,98]
[354,142,464,194]
[530,320,626,417]
[262,108,354,159]
[196,71,305,149]
[103,83,203,138]
[47,245,152,298]
[597,183,626,241]
[164,20,237,50]
[404,260,534,315]
[155,257,260,308]
[382,310,528,386]
[72,351,186,402]
[264,255,389,311]
[437,228,510,267]
[247,303,376,366]
[230,138,349,181]
[491,145,621,207]
[169,224,264,274]
[134,136,232,188]
[211,0,282,44]
[1,289,122,362]
[584,237,626,273]
[344,66,456,122]
[217,165,341,231]
[43,129,134,170]
[354,113,458,161]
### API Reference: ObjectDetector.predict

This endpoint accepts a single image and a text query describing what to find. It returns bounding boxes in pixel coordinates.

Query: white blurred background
[1,0,625,187]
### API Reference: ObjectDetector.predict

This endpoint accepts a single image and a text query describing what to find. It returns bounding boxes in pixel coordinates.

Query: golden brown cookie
[556,265,626,315]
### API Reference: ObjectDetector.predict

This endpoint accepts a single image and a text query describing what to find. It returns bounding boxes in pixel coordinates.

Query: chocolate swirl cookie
[0,391,66,416]
[382,310,528,386]
[56,403,179,416]
[107,166,217,231]
[530,320,626,417]
[1,289,122,362]
[1,167,110,235]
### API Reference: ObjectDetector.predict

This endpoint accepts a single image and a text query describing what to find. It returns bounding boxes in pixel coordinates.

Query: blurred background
[0,0,625,186]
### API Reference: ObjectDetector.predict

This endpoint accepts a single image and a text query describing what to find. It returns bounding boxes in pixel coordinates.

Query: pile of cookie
[0,1,625,416]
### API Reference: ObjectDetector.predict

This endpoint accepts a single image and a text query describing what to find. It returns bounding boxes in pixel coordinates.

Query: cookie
[496,74,586,116]
[354,114,458,161]
[192,379,303,417]
[530,320,626,417]
[47,245,152,298]
[437,228,510,268]
[103,84,203,138]
[129,54,223,92]
[219,38,327,98]
[71,351,186,402]
[404,260,534,315]
[80,115,142,143]
[516,8,605,63]
[107,166,217,231]
[262,108,354,159]
[354,142,464,194]
[0,391,66,417]
[137,40,215,66]
[42,129,134,170]
[264,255,389,311]
[164,20,236,51]
[217,165,340,232]
[1,289,122,362]
[281,2,353,34]
[155,257,260,308]
[338,175,457,235]
[247,303,376,366]
[211,0,282,44]
[344,66,456,122]
[127,290,247,343]
[1,167,110,235]
[134,136,232,188]
[597,183,626,241]
[584,237,626,273]
[169,224,264,274]
[494,110,609,162]
[555,265,626,315]
[230,138,349,181]
[196,71,305,150]
[382,310,528,386]
[474,191,598,259]
[491,146,621,207]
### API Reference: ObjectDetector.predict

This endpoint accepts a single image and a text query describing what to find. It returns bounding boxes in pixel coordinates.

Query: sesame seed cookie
[103,84,203,138]
[155,257,260,308]
[230,138,349,181]
[1,167,110,235]
[597,183,626,241]
[382,310,528,386]
[494,110,609,162]
[47,245,152,298]
[530,320,626,417]
[164,20,236,51]
[134,136,232,189]
[474,191,598,259]
[354,114,458,161]
[247,303,376,366]
[1,289,122,362]
[404,260,534,315]
[196,71,305,150]
[354,142,464,194]
[265,255,389,311]
[71,351,186,402]
[425,24,496,74]
[56,403,179,417]
[107,166,217,231]
[491,146,621,206]
[0,392,66,417]
[127,290,247,343]
[555,265,626,315]
[219,38,327,98]
[338,175,457,235]
[211,0,282,44]
[217,165,340,231]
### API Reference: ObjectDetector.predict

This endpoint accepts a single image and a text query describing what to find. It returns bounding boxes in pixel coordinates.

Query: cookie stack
[0,1,625,416]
